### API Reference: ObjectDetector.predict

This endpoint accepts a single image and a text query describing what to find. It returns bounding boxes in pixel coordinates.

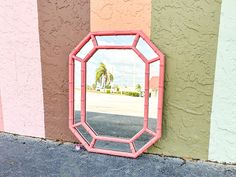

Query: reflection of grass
[122,91,139,97]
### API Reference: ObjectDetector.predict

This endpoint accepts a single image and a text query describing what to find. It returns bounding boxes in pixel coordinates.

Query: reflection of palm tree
[95,62,114,88]
[135,84,141,92]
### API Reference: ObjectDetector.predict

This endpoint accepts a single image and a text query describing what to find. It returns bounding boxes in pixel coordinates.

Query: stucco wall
[91,0,151,37]
[150,0,221,159]
[37,0,90,141]
[209,0,236,163]
[0,1,45,137]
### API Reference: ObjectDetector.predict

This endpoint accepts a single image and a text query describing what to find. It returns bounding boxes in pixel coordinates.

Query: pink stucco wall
[0,1,45,137]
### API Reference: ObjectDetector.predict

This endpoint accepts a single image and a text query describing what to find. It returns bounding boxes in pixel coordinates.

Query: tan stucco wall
[37,0,90,141]
[150,0,221,159]
[91,0,151,37]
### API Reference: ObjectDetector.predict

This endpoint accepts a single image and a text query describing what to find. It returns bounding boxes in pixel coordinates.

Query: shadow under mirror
[148,60,160,132]
[86,49,145,139]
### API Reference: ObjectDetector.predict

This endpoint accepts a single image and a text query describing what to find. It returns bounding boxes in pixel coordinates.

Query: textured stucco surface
[0,1,45,137]
[209,0,236,163]
[37,0,90,141]
[91,0,151,37]
[150,0,221,159]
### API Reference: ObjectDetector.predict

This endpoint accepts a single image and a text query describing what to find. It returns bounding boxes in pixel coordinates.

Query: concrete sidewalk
[0,133,235,177]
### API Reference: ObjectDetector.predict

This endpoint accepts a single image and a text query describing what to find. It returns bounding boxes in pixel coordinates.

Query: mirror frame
[69,31,165,158]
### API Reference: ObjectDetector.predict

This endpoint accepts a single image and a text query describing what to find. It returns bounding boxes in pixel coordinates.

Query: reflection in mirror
[76,39,93,59]
[74,60,81,124]
[86,49,145,141]
[136,37,158,60]
[96,35,135,46]
[148,61,160,132]
[94,140,131,153]
[76,126,93,144]
[134,132,153,150]
[72,33,163,154]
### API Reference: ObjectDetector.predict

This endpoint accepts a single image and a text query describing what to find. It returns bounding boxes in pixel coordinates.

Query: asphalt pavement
[0,133,235,177]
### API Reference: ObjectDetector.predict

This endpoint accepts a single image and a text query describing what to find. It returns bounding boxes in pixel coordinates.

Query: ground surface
[75,91,158,118]
[0,133,235,177]
[74,91,159,151]
[74,91,158,144]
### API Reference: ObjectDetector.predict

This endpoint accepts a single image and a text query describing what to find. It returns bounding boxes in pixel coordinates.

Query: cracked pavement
[0,133,235,177]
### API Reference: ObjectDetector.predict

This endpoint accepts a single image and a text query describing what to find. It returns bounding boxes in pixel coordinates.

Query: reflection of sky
[96,35,135,46]
[76,39,93,59]
[150,60,160,77]
[74,60,81,88]
[136,37,159,60]
[87,49,145,87]
[75,36,160,88]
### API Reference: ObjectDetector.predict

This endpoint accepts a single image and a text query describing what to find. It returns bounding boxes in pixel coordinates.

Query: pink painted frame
[69,31,165,158]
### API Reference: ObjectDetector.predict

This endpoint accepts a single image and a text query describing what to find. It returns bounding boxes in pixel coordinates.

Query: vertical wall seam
[36,0,46,138]
[0,90,4,131]
[207,1,223,160]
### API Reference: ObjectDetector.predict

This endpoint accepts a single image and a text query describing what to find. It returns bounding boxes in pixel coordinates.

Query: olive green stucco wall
[150,0,221,159]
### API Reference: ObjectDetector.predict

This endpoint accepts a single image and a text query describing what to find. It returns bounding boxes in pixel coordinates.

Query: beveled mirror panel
[76,39,93,59]
[74,60,81,124]
[96,35,135,46]
[136,37,159,60]
[69,31,165,158]
[148,60,160,132]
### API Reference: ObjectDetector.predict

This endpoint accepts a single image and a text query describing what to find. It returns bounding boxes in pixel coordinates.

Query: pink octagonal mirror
[69,31,165,158]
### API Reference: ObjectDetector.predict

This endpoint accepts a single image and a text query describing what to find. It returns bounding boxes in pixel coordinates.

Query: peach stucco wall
[0,1,45,137]
[91,0,151,37]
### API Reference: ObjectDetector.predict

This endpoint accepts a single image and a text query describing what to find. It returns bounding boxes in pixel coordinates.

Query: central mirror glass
[86,49,145,139]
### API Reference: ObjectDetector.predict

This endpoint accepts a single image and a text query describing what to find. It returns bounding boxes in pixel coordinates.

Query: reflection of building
[149,76,159,97]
